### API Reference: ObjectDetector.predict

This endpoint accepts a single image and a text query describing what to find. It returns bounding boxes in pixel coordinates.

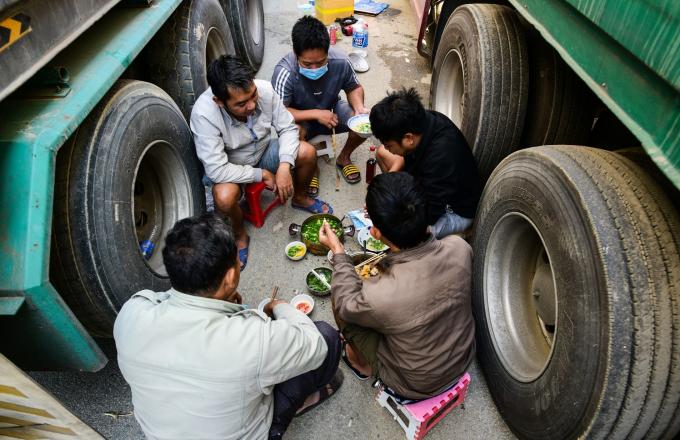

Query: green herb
[354,122,371,134]
[307,269,332,292]
[301,218,342,244]
[287,245,304,257]
[366,236,387,251]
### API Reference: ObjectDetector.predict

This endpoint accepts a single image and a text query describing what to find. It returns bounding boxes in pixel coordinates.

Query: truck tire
[430,4,528,182]
[520,29,596,147]
[148,0,236,119]
[51,80,204,336]
[224,0,265,72]
[472,146,680,439]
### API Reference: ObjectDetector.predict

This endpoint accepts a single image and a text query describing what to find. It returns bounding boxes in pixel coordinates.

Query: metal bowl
[289,214,355,256]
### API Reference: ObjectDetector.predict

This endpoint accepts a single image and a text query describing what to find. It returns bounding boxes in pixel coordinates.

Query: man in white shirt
[114,214,342,440]
[191,55,333,270]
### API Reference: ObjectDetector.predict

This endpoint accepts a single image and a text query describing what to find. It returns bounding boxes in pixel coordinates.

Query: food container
[285,241,307,261]
[348,114,372,138]
[305,267,333,296]
[290,293,315,315]
[356,226,389,252]
[289,214,355,256]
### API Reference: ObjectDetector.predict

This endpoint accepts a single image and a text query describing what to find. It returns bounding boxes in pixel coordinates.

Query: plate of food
[356,227,389,252]
[290,293,315,315]
[348,114,372,138]
[306,267,333,296]
[285,241,306,261]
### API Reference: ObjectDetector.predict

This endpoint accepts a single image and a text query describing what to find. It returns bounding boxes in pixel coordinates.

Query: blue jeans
[431,207,474,239]
[203,138,282,188]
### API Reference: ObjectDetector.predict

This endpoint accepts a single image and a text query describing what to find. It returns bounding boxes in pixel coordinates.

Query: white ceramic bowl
[348,114,372,138]
[285,241,307,261]
[257,298,270,313]
[290,293,315,315]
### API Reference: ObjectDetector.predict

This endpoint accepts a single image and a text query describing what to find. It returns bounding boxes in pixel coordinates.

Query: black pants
[268,321,341,439]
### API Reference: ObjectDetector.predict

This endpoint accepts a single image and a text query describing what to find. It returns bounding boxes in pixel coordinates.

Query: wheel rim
[435,49,464,127]
[132,141,194,276]
[483,213,558,382]
[246,0,263,46]
[206,27,227,67]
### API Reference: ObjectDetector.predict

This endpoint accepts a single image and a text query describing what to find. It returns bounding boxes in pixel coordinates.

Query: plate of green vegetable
[357,227,389,252]
[306,267,333,296]
[348,114,372,138]
[285,241,307,261]
[289,214,354,255]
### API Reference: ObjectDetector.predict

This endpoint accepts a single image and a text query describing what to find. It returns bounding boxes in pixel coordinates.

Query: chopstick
[269,285,280,302]
[332,110,340,192]
[354,252,386,270]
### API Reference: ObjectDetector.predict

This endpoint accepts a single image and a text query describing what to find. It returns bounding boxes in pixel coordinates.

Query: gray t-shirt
[271,48,360,110]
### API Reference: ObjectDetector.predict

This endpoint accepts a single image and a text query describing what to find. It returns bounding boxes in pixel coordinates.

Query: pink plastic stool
[242,182,281,228]
[375,372,471,440]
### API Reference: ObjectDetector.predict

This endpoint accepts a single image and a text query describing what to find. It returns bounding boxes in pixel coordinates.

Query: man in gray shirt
[272,16,369,191]
[191,55,333,269]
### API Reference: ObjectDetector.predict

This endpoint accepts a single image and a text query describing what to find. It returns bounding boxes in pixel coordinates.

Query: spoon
[310,269,332,290]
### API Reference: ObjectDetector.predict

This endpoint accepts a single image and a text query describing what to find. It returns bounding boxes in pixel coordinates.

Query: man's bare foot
[291,195,332,214]
[294,371,344,416]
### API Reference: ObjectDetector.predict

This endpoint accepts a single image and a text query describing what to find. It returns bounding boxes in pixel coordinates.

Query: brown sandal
[295,370,344,417]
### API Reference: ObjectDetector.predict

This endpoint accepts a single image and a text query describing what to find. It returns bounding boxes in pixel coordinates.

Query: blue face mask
[299,64,328,80]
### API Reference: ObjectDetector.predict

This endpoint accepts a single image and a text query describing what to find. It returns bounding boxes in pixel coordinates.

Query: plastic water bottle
[139,239,155,260]
[352,19,369,57]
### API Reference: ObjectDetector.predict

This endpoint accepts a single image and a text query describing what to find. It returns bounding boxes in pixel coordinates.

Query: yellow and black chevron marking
[0,12,31,53]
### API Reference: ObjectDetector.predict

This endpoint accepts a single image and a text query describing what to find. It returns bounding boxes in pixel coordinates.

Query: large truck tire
[520,29,596,147]
[51,80,205,336]
[430,4,528,182]
[472,146,680,439]
[223,0,265,72]
[148,0,236,120]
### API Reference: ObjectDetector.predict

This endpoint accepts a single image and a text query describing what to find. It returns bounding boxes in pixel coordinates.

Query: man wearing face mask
[369,88,482,238]
[191,55,333,270]
[271,16,370,193]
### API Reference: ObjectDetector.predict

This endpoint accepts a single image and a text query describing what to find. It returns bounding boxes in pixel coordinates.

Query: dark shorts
[269,321,341,439]
[301,99,354,140]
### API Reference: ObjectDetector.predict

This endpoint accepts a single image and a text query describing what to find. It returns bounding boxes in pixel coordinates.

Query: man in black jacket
[369,88,481,238]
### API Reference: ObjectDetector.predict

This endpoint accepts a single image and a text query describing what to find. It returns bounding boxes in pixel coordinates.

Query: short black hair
[207,55,255,102]
[369,88,427,143]
[366,172,428,249]
[292,16,330,56]
[162,214,237,296]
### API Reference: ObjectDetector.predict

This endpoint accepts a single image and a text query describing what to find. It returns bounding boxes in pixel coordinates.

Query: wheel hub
[435,49,464,127]
[483,213,558,382]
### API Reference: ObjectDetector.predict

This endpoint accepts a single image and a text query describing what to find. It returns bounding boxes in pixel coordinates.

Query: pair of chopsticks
[332,110,340,191]
[269,285,279,302]
[354,252,386,270]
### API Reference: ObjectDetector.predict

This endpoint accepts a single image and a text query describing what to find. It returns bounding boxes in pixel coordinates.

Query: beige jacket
[113,289,327,440]
[331,235,475,399]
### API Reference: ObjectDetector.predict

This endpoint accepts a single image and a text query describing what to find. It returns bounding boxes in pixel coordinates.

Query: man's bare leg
[291,141,331,213]
[336,131,366,180]
[212,182,248,249]
[344,342,373,377]
[376,145,405,173]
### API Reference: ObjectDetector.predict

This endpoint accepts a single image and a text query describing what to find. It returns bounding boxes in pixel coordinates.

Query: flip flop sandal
[291,198,333,215]
[341,340,370,381]
[238,236,250,271]
[336,163,361,184]
[307,175,320,197]
[295,370,345,417]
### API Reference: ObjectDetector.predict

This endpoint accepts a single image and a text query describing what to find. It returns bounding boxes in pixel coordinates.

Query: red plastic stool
[375,372,471,440]
[242,182,282,228]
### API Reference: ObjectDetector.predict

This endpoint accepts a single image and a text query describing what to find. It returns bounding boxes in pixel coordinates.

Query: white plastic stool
[375,372,471,440]
[308,134,335,158]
